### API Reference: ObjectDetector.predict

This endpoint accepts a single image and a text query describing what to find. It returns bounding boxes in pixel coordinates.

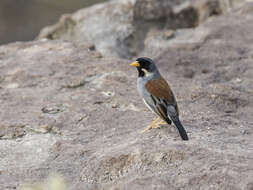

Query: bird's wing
[145,77,179,116]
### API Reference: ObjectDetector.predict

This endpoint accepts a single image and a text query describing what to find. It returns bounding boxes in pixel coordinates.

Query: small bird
[130,57,189,140]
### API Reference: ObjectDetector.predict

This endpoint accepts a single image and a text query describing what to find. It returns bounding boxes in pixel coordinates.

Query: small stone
[6,83,19,89]
[111,104,119,108]
[41,106,64,114]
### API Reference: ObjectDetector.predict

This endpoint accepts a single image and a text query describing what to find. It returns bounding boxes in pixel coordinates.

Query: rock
[141,1,253,57]
[38,0,247,58]
[1,1,253,190]
[38,0,136,58]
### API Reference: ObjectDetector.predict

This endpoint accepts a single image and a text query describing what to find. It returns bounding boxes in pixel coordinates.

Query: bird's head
[130,57,159,77]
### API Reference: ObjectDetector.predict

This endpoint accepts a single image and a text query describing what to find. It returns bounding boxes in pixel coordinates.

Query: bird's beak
[130,61,140,67]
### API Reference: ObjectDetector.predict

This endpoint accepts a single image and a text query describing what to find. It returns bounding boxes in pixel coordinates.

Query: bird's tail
[167,105,189,141]
[171,117,188,141]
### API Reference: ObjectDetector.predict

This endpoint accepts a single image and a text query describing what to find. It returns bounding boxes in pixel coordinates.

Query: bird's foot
[158,120,167,126]
[141,126,153,133]
[152,120,167,129]
[141,117,160,133]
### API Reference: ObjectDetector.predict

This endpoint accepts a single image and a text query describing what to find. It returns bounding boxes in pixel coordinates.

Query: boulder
[38,0,246,58]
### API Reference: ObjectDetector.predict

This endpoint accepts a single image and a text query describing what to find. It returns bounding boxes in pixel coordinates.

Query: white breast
[142,98,155,113]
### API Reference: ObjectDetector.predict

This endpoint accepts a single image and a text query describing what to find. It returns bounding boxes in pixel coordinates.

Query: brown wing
[145,77,179,115]
[145,77,174,102]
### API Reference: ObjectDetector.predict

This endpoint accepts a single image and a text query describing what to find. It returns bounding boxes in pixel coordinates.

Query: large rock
[1,6,253,189]
[38,0,247,58]
[141,0,253,57]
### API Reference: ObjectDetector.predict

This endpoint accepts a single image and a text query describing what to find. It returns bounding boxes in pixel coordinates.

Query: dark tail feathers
[167,105,189,140]
[171,118,189,141]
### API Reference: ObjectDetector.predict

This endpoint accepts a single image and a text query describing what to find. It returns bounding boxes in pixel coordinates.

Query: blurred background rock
[0,0,106,45]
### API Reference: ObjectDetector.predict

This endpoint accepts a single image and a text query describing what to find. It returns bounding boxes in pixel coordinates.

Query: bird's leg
[153,120,167,128]
[141,117,160,133]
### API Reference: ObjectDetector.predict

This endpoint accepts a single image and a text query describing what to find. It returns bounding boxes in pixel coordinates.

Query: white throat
[141,68,152,77]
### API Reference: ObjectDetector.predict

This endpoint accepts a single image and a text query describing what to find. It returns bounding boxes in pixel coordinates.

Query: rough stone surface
[1,1,253,190]
[38,0,247,58]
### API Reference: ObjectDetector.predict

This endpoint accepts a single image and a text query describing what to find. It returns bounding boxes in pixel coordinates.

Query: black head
[130,57,158,77]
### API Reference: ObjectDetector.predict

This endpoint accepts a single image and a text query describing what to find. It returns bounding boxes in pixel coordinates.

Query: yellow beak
[130,61,140,67]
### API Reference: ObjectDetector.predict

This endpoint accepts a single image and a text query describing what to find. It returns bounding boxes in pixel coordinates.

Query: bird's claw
[141,126,152,133]
[141,119,167,133]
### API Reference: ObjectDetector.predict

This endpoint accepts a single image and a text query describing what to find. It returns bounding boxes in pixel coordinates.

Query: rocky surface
[38,0,246,58]
[1,0,253,190]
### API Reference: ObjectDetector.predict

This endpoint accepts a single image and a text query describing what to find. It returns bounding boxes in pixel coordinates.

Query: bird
[130,57,189,140]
